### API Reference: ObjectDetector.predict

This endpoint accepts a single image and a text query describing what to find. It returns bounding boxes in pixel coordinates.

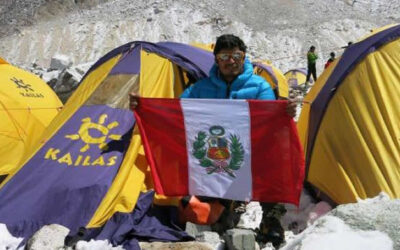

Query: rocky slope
[1,0,399,73]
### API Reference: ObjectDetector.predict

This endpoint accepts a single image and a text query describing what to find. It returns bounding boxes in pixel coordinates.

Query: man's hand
[286,99,297,118]
[129,92,140,110]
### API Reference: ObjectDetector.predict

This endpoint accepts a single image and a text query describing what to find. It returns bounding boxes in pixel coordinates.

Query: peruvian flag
[134,98,305,205]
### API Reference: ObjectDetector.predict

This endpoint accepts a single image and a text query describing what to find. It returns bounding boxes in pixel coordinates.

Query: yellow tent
[253,60,288,99]
[297,24,400,204]
[190,42,215,52]
[0,42,215,237]
[284,68,310,88]
[0,58,63,180]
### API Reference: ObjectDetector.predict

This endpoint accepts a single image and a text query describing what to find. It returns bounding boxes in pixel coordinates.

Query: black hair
[213,34,247,55]
[310,45,316,50]
[330,52,335,58]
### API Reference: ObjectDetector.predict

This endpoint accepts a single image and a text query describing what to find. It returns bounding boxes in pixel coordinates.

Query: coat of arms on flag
[134,98,305,205]
[192,125,244,178]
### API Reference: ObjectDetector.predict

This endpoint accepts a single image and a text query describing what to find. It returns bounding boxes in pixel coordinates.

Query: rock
[26,224,69,250]
[41,70,62,88]
[74,61,94,75]
[223,228,256,250]
[153,7,162,14]
[31,60,41,69]
[195,231,224,250]
[53,68,83,103]
[50,54,73,71]
[140,241,214,250]
[329,193,400,249]
[185,222,212,238]
[280,216,393,250]
[237,202,262,230]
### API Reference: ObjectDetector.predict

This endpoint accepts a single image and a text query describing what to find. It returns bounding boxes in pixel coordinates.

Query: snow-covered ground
[0,193,397,250]
[280,215,393,250]
[0,224,23,250]
[1,0,400,249]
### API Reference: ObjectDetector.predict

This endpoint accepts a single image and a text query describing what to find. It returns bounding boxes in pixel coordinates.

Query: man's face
[215,47,245,80]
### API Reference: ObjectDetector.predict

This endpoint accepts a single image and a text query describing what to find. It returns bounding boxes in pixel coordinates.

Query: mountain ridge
[1,0,399,73]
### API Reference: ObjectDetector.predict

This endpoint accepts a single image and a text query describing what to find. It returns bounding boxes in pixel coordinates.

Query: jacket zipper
[226,83,231,98]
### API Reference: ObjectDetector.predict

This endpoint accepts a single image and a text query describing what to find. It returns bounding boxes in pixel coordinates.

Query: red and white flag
[134,98,305,205]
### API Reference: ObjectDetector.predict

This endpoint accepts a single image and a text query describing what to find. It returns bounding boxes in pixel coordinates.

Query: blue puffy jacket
[181,58,275,100]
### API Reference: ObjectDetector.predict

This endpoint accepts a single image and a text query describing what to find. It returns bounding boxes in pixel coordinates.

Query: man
[324,52,335,69]
[306,45,318,87]
[130,34,297,248]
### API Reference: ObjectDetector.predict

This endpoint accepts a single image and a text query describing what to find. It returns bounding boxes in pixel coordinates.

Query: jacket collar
[209,58,253,90]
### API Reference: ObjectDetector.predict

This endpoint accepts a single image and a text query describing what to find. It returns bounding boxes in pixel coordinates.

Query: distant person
[324,52,335,69]
[306,45,318,86]
[341,41,353,49]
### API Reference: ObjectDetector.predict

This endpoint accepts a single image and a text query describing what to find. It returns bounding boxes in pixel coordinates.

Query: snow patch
[280,216,393,250]
[0,224,23,250]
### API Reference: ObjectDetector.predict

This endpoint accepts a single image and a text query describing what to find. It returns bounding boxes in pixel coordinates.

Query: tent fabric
[253,61,289,99]
[85,42,212,80]
[68,191,193,250]
[0,57,8,64]
[88,43,213,228]
[0,105,134,238]
[158,42,214,78]
[297,24,400,204]
[0,58,63,179]
[109,45,142,75]
[0,42,214,240]
[284,68,309,87]
[296,60,338,157]
[190,42,215,52]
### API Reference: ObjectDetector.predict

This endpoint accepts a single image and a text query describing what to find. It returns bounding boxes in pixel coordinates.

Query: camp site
[0,1,399,250]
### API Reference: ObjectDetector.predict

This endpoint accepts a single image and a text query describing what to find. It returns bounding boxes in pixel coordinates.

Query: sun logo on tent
[65,114,122,152]
[10,77,34,92]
